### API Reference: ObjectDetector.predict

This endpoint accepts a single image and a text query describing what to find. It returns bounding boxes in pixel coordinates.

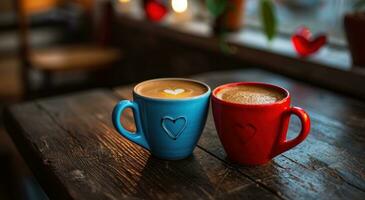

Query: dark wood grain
[4,68,365,200]
[4,89,280,200]
[114,68,365,200]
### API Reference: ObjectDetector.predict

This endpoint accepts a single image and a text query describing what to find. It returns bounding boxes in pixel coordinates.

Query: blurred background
[0,0,363,199]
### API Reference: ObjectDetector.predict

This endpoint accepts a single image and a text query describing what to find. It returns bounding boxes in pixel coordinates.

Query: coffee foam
[135,79,208,99]
[216,85,285,105]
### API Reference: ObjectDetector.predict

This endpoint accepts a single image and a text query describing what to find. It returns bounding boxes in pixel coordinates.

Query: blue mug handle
[112,100,150,150]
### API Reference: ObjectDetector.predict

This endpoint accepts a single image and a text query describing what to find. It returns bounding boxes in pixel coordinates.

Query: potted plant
[344,0,365,67]
[206,0,245,32]
[207,0,277,41]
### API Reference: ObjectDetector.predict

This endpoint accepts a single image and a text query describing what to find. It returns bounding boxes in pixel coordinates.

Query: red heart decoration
[144,0,168,22]
[291,26,327,57]
[234,123,256,145]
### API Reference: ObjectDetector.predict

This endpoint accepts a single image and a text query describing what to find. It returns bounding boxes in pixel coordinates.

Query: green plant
[206,0,278,41]
[206,0,228,18]
[353,0,365,11]
[259,0,277,41]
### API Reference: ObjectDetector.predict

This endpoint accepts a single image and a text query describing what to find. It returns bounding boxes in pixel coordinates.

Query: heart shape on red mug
[291,27,327,57]
[144,0,168,22]
[234,123,257,145]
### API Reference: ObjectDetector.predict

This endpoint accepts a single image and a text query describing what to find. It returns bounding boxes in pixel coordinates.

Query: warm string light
[118,0,130,3]
[171,0,188,13]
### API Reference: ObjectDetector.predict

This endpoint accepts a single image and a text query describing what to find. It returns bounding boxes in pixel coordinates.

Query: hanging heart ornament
[144,0,168,22]
[291,26,327,57]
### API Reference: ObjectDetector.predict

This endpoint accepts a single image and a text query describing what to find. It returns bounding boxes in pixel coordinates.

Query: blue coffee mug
[112,78,211,160]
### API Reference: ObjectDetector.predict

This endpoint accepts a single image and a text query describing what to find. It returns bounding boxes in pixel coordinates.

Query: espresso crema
[216,85,286,104]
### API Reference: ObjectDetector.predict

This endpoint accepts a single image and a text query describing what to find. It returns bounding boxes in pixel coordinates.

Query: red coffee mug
[211,82,310,165]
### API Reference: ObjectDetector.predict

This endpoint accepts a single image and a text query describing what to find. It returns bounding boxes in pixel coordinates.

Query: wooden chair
[14,0,122,98]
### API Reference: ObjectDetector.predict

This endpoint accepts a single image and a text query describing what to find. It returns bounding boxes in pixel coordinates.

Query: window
[244,0,356,47]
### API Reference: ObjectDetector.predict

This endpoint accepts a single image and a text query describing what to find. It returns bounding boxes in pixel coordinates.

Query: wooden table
[4,69,365,200]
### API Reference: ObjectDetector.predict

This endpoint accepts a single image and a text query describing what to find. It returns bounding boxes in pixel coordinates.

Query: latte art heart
[163,88,185,95]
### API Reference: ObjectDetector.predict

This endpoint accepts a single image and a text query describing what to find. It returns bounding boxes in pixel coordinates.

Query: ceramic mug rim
[212,82,290,108]
[133,78,211,102]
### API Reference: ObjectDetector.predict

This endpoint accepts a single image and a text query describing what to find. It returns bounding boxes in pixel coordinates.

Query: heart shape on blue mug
[161,116,187,140]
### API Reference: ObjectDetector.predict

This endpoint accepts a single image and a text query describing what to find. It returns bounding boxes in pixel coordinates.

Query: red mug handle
[271,107,310,157]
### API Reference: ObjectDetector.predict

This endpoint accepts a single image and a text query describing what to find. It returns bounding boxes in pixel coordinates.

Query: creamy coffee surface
[217,85,285,104]
[135,79,207,99]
